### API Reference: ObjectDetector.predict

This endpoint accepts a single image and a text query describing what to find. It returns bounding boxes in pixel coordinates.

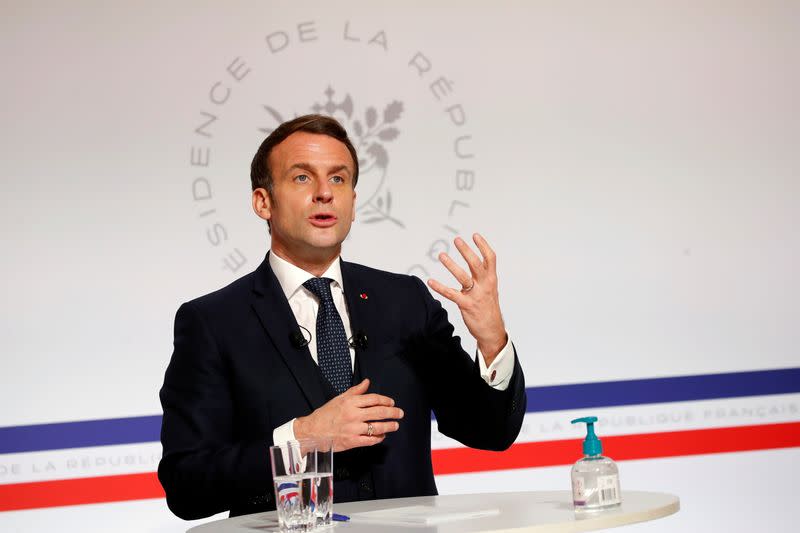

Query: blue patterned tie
[303,277,353,395]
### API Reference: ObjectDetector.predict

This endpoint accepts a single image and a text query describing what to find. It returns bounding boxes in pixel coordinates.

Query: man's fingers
[427,278,466,306]
[358,420,400,435]
[334,420,401,452]
[343,434,386,450]
[373,420,400,434]
[342,378,370,396]
[454,236,483,275]
[353,393,396,408]
[472,233,496,270]
[361,406,404,422]
[437,252,472,288]
[338,421,400,449]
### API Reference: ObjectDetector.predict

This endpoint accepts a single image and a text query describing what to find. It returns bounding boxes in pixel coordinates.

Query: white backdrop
[1,1,798,532]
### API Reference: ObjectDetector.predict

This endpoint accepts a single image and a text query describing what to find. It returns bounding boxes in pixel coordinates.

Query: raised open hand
[427,233,507,366]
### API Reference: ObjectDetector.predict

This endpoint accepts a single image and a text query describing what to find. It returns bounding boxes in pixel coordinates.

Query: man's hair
[250,114,359,193]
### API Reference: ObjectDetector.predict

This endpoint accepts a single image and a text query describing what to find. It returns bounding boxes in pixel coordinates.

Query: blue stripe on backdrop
[525,367,800,412]
[0,415,161,454]
[1,367,798,454]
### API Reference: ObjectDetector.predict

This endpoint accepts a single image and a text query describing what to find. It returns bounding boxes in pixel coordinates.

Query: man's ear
[252,188,272,221]
[351,190,357,222]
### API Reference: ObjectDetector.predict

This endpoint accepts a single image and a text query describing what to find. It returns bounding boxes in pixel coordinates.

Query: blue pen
[332,513,350,521]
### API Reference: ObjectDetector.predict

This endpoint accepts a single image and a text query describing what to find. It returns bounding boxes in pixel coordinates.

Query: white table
[188,490,679,532]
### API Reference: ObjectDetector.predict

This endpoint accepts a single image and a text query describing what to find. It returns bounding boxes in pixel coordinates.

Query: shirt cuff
[477,333,515,391]
[272,418,297,447]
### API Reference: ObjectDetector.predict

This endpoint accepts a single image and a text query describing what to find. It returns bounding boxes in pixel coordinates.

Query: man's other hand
[427,233,507,366]
[293,379,404,452]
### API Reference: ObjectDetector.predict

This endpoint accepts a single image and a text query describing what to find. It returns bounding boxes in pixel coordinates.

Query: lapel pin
[360,292,368,300]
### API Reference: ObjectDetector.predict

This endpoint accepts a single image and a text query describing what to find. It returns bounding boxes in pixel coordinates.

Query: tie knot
[303,277,334,302]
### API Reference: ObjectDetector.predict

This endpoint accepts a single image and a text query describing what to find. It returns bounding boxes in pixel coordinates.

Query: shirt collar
[269,250,345,300]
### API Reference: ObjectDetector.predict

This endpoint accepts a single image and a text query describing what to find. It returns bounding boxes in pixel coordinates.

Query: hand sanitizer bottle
[570,416,621,511]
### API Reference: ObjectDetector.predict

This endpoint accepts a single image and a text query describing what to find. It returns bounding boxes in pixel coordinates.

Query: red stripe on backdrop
[0,472,164,512]
[432,420,800,474]
[1,421,798,512]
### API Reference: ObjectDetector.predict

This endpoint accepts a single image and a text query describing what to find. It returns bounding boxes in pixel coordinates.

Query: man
[158,114,526,519]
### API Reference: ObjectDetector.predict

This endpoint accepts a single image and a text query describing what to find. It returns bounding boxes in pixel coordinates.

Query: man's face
[254,131,356,267]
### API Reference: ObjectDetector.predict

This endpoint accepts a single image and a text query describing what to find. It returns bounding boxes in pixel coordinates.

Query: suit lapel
[251,254,328,411]
[341,260,383,395]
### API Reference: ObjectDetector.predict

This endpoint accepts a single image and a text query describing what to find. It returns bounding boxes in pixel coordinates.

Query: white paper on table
[349,505,500,525]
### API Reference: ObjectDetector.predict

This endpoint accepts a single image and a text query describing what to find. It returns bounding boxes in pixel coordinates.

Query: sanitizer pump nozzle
[572,416,602,456]
[570,416,621,511]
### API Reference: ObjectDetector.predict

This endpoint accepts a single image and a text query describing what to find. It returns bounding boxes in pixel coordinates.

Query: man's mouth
[308,213,338,227]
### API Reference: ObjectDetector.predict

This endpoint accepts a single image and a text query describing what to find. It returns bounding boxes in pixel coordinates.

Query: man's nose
[313,180,333,202]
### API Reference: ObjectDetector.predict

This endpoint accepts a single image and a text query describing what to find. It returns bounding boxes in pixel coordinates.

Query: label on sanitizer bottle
[596,474,621,505]
[572,476,586,504]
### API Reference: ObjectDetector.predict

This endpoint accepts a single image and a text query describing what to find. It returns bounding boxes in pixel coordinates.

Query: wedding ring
[367,423,374,437]
[461,279,475,293]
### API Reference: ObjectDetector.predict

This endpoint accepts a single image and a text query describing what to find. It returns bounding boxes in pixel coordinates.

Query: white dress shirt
[270,252,355,368]
[269,251,515,446]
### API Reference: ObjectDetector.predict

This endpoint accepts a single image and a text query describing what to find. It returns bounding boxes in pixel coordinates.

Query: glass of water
[270,440,316,531]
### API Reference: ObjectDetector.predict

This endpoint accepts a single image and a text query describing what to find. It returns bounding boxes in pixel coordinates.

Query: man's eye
[294,174,309,183]
[330,175,344,184]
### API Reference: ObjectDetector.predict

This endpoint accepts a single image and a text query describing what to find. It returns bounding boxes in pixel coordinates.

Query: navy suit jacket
[158,255,526,519]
